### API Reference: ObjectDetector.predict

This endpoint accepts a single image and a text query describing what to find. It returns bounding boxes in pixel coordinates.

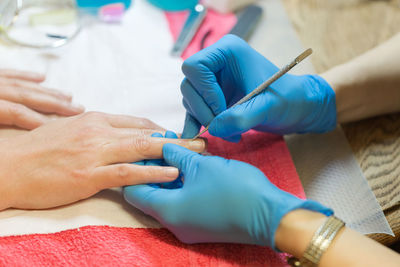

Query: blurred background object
[76,0,132,9]
[170,4,207,57]
[0,0,134,49]
[147,0,198,11]
[229,4,262,41]
[0,0,81,49]
[203,0,256,13]
[76,0,132,22]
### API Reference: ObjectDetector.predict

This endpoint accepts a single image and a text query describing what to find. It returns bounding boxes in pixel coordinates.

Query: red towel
[0,227,288,267]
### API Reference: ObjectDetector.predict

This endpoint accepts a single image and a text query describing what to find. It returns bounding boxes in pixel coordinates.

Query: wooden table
[281,0,400,246]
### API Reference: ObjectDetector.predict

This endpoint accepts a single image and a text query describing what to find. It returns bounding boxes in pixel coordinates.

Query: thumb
[209,92,271,138]
[163,143,202,179]
[123,184,175,218]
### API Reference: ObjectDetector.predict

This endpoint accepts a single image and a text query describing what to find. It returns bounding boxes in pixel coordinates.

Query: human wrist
[320,61,367,124]
[275,209,328,257]
[0,140,15,210]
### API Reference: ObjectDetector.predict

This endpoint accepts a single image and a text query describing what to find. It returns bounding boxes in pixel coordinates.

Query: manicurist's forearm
[275,209,400,267]
[321,32,400,123]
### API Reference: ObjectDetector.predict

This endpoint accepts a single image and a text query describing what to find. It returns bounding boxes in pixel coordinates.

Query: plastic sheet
[285,128,394,235]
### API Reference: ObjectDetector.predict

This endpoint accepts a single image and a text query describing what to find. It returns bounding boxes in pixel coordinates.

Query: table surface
[281,0,400,245]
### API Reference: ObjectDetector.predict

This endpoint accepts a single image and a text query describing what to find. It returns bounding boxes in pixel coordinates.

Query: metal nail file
[229,5,263,41]
[192,48,313,140]
[171,4,207,57]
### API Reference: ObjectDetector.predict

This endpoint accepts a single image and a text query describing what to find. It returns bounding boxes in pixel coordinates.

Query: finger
[123,184,176,219]
[0,84,83,116]
[181,79,216,126]
[115,128,166,138]
[0,100,49,129]
[163,143,203,180]
[0,69,45,83]
[181,112,201,139]
[181,112,202,140]
[15,88,83,116]
[209,92,271,138]
[92,164,179,189]
[138,132,184,189]
[104,114,165,130]
[0,77,73,101]
[106,136,207,164]
[182,49,227,115]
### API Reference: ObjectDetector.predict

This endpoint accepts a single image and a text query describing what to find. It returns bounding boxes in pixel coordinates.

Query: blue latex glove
[181,34,337,142]
[124,144,332,248]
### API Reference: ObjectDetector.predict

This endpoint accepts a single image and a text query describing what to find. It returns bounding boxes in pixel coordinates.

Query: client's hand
[0,69,84,130]
[0,112,206,210]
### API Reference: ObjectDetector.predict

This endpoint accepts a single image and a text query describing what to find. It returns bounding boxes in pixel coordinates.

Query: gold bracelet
[287,215,345,267]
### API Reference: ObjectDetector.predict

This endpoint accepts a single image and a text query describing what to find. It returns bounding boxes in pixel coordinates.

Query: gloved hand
[181,34,337,142]
[124,144,332,248]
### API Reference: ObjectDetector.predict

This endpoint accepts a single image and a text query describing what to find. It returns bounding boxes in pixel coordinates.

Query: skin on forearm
[275,209,400,267]
[321,32,400,123]
[0,143,15,210]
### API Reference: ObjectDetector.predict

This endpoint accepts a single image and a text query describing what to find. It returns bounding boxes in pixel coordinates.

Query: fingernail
[189,139,206,151]
[165,167,179,178]
[60,91,72,99]
[31,72,45,79]
[71,102,85,111]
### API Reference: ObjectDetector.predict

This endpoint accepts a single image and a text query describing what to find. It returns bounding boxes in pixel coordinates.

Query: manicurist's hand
[0,69,84,130]
[124,144,330,247]
[181,34,337,142]
[0,112,206,210]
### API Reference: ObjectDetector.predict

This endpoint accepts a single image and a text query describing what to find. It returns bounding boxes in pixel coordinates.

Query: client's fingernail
[60,91,72,99]
[31,72,45,79]
[71,103,85,111]
[165,167,179,178]
[189,139,206,151]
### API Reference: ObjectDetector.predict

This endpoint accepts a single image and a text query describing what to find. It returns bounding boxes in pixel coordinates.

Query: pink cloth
[165,10,237,59]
